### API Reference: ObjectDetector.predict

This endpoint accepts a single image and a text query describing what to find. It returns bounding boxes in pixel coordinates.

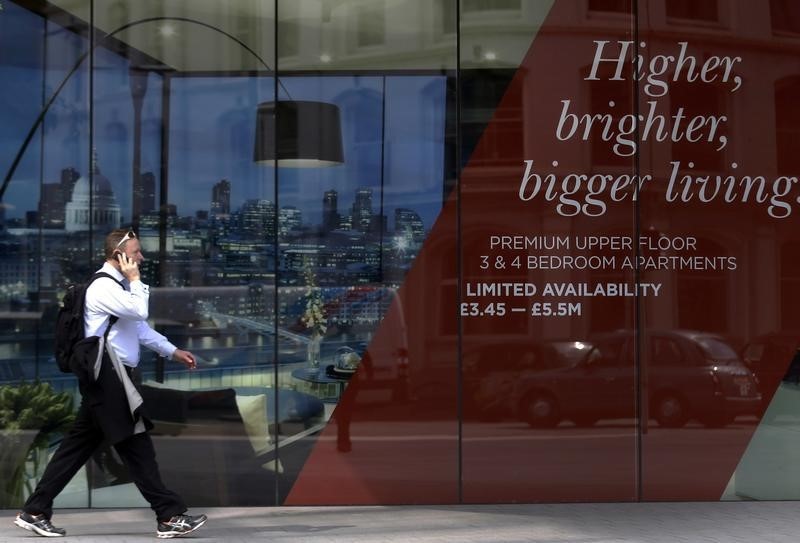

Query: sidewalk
[2,501,798,542]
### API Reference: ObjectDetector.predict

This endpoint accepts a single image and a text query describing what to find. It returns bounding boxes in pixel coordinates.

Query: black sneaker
[14,512,66,537]
[156,513,207,539]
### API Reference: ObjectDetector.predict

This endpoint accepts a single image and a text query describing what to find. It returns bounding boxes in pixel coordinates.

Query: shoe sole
[14,516,65,537]
[156,517,207,539]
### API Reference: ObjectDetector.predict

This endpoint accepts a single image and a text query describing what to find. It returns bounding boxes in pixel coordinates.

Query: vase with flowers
[301,264,327,372]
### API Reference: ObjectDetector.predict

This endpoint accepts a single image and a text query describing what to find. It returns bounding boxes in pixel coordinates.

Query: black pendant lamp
[254,100,344,167]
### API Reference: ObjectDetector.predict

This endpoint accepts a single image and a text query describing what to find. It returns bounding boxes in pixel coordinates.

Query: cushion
[140,385,188,423]
[186,388,239,415]
[235,393,270,455]
[141,385,241,426]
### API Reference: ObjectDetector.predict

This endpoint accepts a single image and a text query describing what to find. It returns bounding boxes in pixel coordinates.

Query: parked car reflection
[510,330,761,429]
[463,340,591,419]
[741,331,800,408]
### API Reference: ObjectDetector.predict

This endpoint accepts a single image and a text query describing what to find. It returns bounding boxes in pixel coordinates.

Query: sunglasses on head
[114,230,137,250]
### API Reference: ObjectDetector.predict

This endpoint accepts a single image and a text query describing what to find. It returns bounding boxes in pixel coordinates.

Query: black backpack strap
[104,315,119,339]
[87,272,124,337]
[89,271,125,290]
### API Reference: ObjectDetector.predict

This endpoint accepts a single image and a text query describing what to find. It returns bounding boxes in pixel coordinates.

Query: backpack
[54,272,123,373]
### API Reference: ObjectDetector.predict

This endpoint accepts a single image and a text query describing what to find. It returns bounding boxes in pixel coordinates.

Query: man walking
[14,229,207,539]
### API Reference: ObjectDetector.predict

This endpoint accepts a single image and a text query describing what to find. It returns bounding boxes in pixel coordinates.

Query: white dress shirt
[84,262,177,368]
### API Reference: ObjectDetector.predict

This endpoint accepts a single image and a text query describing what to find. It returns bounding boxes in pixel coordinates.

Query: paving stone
[2,502,798,542]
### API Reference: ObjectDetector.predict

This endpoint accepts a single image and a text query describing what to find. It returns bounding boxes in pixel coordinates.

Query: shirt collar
[99,261,126,283]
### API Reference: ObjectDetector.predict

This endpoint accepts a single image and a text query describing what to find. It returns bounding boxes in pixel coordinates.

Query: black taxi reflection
[511,330,761,429]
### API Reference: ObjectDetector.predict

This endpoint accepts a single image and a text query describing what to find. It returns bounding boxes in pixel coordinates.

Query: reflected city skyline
[0,155,430,294]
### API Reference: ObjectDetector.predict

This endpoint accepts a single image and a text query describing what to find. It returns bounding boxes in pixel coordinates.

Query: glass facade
[1,0,799,508]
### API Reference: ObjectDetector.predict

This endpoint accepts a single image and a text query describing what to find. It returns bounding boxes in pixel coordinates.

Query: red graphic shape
[288,0,798,504]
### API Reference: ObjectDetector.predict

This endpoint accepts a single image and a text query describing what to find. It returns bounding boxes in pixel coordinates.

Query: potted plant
[0,381,75,507]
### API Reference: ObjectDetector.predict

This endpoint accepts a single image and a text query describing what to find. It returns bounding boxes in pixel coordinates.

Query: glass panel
[90,0,277,507]
[0,0,91,509]
[277,0,455,72]
[460,0,638,502]
[278,0,458,505]
[588,0,631,14]
[770,0,800,35]
[462,0,521,13]
[665,0,719,23]
[636,0,796,501]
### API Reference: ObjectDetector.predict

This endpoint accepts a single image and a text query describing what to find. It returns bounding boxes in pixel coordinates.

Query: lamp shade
[254,100,344,167]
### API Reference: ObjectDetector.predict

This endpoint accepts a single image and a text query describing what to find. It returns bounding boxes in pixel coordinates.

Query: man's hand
[116,252,141,282]
[173,349,197,370]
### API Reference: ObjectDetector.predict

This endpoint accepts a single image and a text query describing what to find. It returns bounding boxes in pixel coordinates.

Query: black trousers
[23,401,186,521]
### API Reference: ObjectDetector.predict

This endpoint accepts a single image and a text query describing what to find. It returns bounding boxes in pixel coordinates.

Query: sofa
[125,384,325,506]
